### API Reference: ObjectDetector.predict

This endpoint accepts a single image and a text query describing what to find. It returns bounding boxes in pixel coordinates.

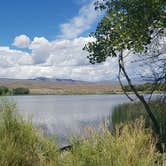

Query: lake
[8,95,133,145]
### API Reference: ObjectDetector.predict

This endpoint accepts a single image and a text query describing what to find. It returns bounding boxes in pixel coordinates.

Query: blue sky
[0,0,153,81]
[0,0,97,46]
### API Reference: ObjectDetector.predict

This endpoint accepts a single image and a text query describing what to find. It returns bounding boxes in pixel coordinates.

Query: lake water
[7,95,133,145]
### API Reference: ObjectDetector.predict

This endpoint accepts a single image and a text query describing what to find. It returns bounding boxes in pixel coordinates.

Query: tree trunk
[118,52,161,139]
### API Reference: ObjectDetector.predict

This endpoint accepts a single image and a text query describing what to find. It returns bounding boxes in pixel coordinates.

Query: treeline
[124,83,166,92]
[0,86,30,96]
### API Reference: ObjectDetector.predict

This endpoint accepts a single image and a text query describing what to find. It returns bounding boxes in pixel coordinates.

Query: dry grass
[0,80,121,95]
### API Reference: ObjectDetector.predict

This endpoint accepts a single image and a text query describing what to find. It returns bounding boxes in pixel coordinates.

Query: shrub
[0,86,11,96]
[13,87,30,95]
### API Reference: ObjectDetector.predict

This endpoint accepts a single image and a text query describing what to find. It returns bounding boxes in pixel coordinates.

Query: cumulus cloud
[0,47,33,67]
[30,37,51,64]
[12,34,31,48]
[26,36,95,65]
[0,35,120,81]
[59,0,99,39]
[45,37,94,66]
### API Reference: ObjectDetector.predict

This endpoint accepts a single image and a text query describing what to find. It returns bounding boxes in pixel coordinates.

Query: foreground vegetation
[0,99,165,165]
[0,100,60,165]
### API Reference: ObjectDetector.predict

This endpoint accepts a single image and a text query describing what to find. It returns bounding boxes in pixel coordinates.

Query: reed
[112,100,166,144]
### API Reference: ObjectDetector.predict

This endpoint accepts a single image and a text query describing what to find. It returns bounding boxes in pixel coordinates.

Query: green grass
[0,99,165,165]
[0,99,61,166]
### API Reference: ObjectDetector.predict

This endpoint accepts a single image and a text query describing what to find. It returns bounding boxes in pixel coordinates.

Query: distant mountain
[29,77,88,83]
[0,77,146,84]
[29,77,55,82]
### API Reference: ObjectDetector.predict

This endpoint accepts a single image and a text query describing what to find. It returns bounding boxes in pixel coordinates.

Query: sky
[0,0,156,82]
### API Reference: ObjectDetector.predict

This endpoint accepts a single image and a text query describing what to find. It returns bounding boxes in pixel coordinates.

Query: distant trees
[13,88,30,95]
[0,86,30,96]
[0,86,11,95]
[124,83,166,92]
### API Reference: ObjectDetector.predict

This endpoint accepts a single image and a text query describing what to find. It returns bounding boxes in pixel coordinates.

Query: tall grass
[0,99,165,165]
[63,119,164,166]
[0,99,61,166]
[112,100,166,144]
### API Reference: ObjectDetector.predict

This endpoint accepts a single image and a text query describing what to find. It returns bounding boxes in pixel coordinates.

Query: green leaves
[84,0,166,64]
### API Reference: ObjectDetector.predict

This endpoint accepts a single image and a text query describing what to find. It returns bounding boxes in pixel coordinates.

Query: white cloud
[0,47,33,67]
[26,36,95,66]
[0,35,120,81]
[30,37,51,64]
[12,34,31,48]
[45,37,94,66]
[59,0,99,39]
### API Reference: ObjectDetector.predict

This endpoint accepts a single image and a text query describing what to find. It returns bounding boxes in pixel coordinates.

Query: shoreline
[0,91,162,96]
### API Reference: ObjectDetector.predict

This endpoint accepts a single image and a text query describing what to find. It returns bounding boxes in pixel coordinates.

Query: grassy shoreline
[0,99,165,166]
[0,99,165,165]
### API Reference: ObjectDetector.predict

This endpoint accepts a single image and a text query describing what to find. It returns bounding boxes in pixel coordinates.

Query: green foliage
[124,83,166,92]
[112,100,166,144]
[84,0,166,63]
[0,100,60,166]
[0,86,12,96]
[13,87,30,95]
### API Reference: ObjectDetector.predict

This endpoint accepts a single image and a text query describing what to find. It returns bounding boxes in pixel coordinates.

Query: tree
[0,86,11,96]
[84,0,166,147]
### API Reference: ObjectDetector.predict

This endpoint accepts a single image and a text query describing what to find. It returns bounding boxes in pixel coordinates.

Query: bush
[13,87,30,95]
[0,86,11,96]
